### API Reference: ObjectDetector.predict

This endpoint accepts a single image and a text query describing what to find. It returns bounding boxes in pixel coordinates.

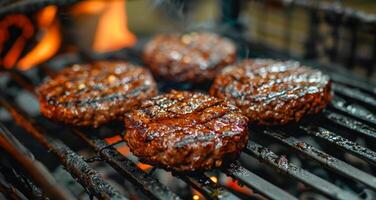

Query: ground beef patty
[38,61,157,127]
[124,90,249,171]
[210,59,332,125]
[143,32,236,83]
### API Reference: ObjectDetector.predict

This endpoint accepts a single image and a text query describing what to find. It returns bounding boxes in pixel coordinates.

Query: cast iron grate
[0,46,375,200]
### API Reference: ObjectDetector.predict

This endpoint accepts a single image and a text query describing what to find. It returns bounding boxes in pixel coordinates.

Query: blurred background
[1,0,376,80]
[126,0,376,80]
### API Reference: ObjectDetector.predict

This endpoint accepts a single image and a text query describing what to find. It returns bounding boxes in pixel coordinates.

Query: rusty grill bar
[0,163,48,200]
[223,162,297,200]
[0,174,27,200]
[261,128,376,190]
[322,111,376,140]
[300,125,376,166]
[72,129,181,200]
[0,97,127,200]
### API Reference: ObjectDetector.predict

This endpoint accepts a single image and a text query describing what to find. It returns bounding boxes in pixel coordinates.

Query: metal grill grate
[0,46,375,200]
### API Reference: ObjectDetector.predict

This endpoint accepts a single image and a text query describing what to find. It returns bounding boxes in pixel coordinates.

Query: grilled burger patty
[143,32,236,83]
[210,59,332,125]
[124,90,249,171]
[38,61,158,127]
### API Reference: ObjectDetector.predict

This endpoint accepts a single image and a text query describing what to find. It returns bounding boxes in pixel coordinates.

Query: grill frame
[0,0,79,17]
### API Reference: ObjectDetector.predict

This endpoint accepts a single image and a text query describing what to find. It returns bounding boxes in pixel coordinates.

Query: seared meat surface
[143,32,236,83]
[124,90,249,171]
[38,61,157,127]
[210,59,332,125]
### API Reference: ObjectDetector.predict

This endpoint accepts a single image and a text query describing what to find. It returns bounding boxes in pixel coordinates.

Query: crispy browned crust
[143,32,236,83]
[38,61,158,127]
[210,59,332,125]
[124,90,249,171]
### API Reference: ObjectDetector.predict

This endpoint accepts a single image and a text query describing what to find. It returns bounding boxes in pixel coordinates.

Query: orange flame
[1,0,135,70]
[105,135,152,171]
[0,6,61,70]
[17,5,61,70]
[71,0,136,53]
[0,14,34,68]
[105,135,123,144]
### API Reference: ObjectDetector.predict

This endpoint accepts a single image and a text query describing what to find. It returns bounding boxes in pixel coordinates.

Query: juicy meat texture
[124,90,249,171]
[38,61,158,127]
[143,32,236,83]
[210,59,332,125]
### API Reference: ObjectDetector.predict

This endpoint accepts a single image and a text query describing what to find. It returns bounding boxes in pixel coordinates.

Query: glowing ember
[71,0,136,53]
[116,145,130,156]
[104,135,123,144]
[210,176,218,183]
[137,163,152,171]
[104,135,153,171]
[104,136,128,156]
[192,194,200,200]
[226,178,253,195]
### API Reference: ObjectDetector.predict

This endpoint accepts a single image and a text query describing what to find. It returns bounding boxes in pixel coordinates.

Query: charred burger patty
[38,61,157,127]
[143,32,236,83]
[124,90,249,171]
[210,59,332,125]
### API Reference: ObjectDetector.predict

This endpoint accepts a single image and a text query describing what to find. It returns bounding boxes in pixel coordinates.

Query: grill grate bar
[245,141,358,200]
[330,96,376,126]
[10,168,48,200]
[0,173,28,200]
[322,111,376,140]
[72,129,181,200]
[10,69,240,200]
[223,162,297,200]
[74,129,243,200]
[262,128,376,190]
[328,73,376,96]
[0,97,128,200]
[333,83,376,108]
[4,57,375,199]
[0,123,74,200]
[8,71,37,95]
[0,165,48,200]
[180,173,240,200]
[300,125,376,166]
[0,124,50,200]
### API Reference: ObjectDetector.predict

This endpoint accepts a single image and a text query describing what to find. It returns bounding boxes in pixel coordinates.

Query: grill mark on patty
[124,90,249,171]
[140,94,223,124]
[219,64,329,103]
[132,97,239,141]
[44,68,148,105]
[143,32,236,83]
[38,61,158,127]
[210,59,332,125]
